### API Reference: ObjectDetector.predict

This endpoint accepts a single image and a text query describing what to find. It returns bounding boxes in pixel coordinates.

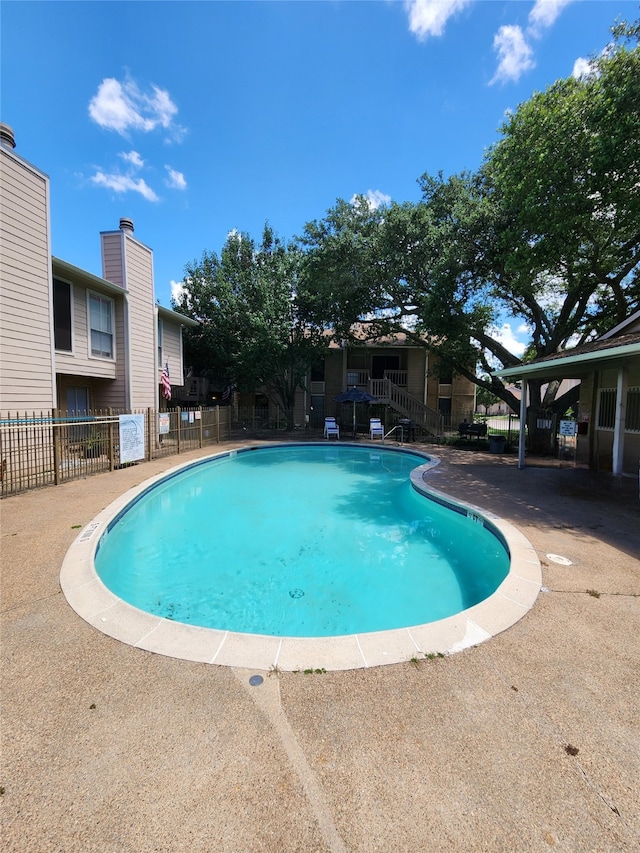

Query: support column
[612,366,628,476]
[518,378,527,470]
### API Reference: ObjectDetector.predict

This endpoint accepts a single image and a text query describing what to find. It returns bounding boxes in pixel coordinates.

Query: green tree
[299,18,640,417]
[175,225,326,426]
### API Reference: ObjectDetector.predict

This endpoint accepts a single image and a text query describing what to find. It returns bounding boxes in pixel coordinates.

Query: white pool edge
[60,443,542,671]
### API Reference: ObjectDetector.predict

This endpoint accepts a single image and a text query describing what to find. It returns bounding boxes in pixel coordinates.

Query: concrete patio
[1,442,638,852]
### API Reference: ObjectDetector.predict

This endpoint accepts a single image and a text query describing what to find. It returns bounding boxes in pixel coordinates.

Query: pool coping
[59,443,542,671]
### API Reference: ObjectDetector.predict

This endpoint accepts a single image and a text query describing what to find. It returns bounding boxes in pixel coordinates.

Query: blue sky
[2,1,635,355]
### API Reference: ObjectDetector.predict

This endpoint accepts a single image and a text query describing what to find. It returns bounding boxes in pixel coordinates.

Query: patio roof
[496,332,640,381]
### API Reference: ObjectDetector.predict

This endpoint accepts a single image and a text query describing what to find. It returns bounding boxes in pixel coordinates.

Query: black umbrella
[333,386,378,437]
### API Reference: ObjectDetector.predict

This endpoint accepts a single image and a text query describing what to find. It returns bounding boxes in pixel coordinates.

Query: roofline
[99,228,153,254]
[599,306,640,340]
[157,304,199,327]
[496,341,640,381]
[52,257,128,297]
[1,140,50,182]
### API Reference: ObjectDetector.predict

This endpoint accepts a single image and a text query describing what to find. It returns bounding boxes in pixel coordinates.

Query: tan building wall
[160,318,183,380]
[406,348,427,402]
[450,374,476,419]
[101,223,156,411]
[51,259,128,411]
[576,364,640,475]
[0,132,55,411]
[1,128,195,419]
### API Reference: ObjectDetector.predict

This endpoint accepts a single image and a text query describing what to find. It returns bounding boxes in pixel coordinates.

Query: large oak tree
[298,19,640,416]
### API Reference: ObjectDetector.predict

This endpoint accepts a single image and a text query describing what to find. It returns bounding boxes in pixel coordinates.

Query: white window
[88,292,114,359]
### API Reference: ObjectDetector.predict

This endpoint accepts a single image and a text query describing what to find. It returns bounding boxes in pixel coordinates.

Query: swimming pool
[60,443,542,670]
[94,444,509,637]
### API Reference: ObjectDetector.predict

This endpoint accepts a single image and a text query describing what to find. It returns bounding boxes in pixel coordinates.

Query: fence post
[108,408,115,471]
[199,406,203,448]
[145,408,151,461]
[215,406,219,443]
[53,408,61,485]
[177,407,182,454]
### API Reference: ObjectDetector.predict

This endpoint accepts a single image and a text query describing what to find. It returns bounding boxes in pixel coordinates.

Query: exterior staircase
[369,378,443,437]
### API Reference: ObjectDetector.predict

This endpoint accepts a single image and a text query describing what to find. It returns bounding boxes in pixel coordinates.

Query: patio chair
[324,417,340,440]
[369,418,384,440]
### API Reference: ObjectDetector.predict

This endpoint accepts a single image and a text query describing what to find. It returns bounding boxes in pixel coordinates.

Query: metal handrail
[382,425,405,444]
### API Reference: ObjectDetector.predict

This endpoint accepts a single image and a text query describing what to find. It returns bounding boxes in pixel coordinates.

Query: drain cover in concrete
[546,553,573,565]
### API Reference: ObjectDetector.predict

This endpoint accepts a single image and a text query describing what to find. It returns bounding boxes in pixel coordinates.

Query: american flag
[161,362,171,400]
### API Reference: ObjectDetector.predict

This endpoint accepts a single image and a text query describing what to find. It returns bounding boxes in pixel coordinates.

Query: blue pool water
[95,444,509,637]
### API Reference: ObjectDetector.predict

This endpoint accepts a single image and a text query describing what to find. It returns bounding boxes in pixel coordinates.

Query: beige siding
[162,321,184,384]
[124,233,156,409]
[55,282,116,379]
[451,373,476,418]
[0,147,55,411]
[406,349,427,402]
[101,233,125,286]
[101,298,128,408]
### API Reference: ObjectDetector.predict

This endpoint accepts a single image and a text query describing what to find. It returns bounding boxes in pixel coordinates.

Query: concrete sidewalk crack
[234,668,348,853]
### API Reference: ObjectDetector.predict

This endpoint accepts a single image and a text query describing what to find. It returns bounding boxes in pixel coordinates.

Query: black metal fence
[0,406,232,497]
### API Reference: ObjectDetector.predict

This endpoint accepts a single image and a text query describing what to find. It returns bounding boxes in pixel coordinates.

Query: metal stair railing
[382,425,406,444]
[370,378,443,437]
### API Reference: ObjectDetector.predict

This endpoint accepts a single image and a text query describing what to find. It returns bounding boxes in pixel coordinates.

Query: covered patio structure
[497,313,640,477]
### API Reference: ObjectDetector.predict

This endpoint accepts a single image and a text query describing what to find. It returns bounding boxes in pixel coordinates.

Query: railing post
[177,407,182,454]
[199,406,203,447]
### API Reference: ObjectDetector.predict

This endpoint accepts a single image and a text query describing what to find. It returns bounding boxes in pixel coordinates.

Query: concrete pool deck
[2,441,639,851]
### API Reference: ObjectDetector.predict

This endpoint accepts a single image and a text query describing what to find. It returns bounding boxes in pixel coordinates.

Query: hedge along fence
[0,406,232,498]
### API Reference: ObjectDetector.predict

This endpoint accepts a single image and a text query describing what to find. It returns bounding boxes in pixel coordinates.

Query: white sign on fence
[158,413,170,435]
[119,413,145,463]
[559,419,577,437]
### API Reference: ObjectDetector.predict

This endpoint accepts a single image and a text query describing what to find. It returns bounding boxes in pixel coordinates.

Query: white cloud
[350,189,391,210]
[489,0,575,85]
[572,56,593,79]
[120,150,144,168]
[491,321,530,357]
[528,0,573,36]
[404,0,473,40]
[91,170,159,202]
[170,279,186,304]
[91,146,161,201]
[490,25,535,85]
[165,166,187,190]
[88,76,184,139]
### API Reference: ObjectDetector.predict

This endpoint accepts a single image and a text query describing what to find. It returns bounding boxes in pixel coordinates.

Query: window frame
[597,386,640,433]
[87,290,115,360]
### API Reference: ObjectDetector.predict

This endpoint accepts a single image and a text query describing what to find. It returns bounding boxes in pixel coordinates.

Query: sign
[118,413,145,463]
[158,413,170,435]
[559,419,577,437]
